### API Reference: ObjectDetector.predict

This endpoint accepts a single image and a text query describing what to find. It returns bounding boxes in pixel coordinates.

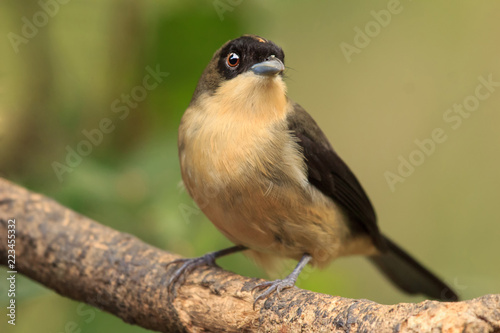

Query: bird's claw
[252,277,296,309]
[166,253,218,297]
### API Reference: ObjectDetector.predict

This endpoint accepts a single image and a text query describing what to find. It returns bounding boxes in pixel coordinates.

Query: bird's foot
[166,252,218,297]
[251,253,311,309]
[165,245,247,298]
[252,276,297,309]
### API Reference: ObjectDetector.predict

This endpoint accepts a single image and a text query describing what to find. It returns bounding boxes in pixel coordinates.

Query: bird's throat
[212,72,288,124]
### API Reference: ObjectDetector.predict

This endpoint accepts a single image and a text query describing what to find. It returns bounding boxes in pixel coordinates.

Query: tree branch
[0,178,498,332]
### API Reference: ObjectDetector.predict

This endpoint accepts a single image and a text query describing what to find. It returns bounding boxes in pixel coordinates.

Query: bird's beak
[250,57,285,76]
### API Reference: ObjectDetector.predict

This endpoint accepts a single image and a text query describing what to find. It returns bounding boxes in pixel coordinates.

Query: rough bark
[0,178,498,333]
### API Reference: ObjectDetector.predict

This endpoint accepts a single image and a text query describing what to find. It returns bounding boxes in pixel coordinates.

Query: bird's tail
[369,235,459,301]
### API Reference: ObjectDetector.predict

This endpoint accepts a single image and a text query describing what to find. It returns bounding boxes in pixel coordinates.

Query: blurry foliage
[1,0,499,332]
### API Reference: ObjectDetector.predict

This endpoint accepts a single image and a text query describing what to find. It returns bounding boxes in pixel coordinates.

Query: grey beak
[250,57,285,76]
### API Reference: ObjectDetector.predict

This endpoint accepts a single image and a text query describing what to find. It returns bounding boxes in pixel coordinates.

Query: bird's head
[190,35,287,110]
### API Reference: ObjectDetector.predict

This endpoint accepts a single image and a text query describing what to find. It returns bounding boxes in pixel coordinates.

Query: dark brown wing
[287,102,386,249]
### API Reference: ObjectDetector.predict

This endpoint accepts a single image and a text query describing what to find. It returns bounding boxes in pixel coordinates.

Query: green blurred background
[1,0,499,332]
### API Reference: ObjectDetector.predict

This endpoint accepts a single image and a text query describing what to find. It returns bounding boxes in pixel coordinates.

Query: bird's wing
[287,102,386,249]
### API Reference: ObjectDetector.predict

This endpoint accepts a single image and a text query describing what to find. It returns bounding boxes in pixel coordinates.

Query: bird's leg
[166,245,247,296]
[252,253,312,309]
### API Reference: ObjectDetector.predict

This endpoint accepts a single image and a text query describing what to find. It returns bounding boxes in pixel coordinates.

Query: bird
[170,34,458,306]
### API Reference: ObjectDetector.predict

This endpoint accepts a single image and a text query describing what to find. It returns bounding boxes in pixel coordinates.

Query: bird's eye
[226,53,240,67]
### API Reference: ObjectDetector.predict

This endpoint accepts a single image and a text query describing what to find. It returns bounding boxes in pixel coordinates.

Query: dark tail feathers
[369,235,459,301]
